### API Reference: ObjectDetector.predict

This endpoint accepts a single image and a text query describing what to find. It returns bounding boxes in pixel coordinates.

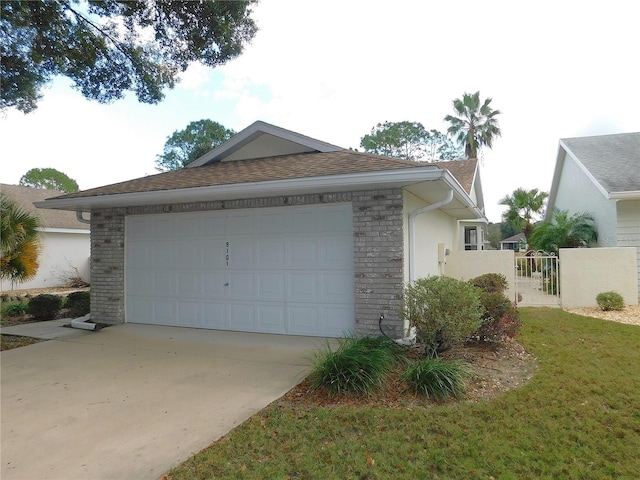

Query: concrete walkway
[1,323,325,480]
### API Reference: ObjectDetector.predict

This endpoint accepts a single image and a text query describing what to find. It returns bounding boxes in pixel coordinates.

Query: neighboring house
[500,232,526,251]
[1,184,90,290]
[36,121,488,338]
[546,132,640,299]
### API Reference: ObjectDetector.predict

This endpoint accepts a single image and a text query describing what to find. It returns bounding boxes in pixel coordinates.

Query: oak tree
[1,0,257,113]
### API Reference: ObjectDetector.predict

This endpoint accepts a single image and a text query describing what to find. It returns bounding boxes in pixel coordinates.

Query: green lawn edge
[166,307,640,479]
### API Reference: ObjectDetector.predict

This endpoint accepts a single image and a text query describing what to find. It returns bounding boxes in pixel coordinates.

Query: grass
[0,334,44,351]
[165,307,640,479]
[308,335,403,395]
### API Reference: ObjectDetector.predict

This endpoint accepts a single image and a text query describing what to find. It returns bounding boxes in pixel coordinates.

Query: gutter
[408,188,454,283]
[34,167,445,212]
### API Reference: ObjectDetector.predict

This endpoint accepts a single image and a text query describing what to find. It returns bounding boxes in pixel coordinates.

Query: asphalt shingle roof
[1,184,89,229]
[562,132,640,193]
[49,151,477,201]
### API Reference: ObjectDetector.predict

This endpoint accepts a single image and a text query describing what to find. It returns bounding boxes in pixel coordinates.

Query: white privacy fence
[444,247,638,308]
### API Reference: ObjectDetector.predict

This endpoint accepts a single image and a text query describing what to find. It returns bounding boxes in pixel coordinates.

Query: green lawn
[166,308,640,479]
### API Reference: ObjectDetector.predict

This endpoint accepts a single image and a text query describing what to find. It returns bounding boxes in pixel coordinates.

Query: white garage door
[125,204,354,337]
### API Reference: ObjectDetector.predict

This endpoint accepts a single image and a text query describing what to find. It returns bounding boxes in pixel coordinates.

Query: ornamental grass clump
[308,336,401,396]
[596,291,625,311]
[402,358,469,400]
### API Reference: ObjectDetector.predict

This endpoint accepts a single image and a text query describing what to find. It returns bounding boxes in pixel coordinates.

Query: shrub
[468,274,522,343]
[27,294,63,320]
[308,336,400,396]
[402,358,469,400]
[2,300,29,317]
[596,291,625,311]
[400,276,483,355]
[65,290,90,317]
[468,273,508,294]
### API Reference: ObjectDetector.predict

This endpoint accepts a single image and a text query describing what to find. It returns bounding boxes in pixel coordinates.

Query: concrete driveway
[1,323,325,480]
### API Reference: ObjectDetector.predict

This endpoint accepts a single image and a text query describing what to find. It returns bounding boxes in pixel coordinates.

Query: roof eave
[35,166,487,221]
[35,167,445,212]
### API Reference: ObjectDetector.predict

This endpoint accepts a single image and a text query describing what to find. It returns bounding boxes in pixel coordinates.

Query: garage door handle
[224,283,229,286]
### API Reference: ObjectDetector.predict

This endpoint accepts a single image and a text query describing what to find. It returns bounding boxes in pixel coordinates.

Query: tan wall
[444,250,516,301]
[559,247,639,308]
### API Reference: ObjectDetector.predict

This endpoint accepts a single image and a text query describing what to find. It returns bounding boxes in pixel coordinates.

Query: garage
[125,203,354,337]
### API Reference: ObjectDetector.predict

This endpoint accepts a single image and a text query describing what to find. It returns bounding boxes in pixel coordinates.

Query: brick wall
[90,189,405,336]
[90,209,125,325]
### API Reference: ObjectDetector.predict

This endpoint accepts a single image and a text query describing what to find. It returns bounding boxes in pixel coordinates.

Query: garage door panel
[129,217,154,240]
[203,239,227,268]
[321,273,354,303]
[288,273,318,302]
[258,305,286,333]
[129,242,153,266]
[155,272,176,296]
[257,211,287,234]
[127,204,354,337]
[176,240,202,268]
[258,273,285,301]
[229,272,255,298]
[155,218,175,237]
[228,212,254,235]
[203,216,226,236]
[287,305,318,335]
[320,306,354,337]
[257,239,285,268]
[177,300,200,327]
[229,237,254,268]
[128,297,152,323]
[290,209,318,234]
[175,215,200,237]
[321,237,353,266]
[129,270,153,296]
[202,272,227,298]
[230,304,257,331]
[154,299,176,325]
[203,302,227,329]
[154,242,175,267]
[289,239,318,268]
[177,272,200,297]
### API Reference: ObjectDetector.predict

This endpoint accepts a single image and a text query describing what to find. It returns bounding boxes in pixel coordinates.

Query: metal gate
[515,250,560,306]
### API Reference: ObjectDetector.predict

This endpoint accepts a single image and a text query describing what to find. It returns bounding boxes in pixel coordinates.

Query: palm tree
[499,188,549,247]
[530,208,598,254]
[1,193,41,283]
[444,91,501,159]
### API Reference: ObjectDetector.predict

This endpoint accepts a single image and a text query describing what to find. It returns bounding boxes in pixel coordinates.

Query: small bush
[308,336,400,396]
[27,294,63,320]
[400,276,482,355]
[65,291,90,317]
[596,291,625,311]
[2,301,29,317]
[469,274,521,343]
[468,273,508,294]
[402,358,469,400]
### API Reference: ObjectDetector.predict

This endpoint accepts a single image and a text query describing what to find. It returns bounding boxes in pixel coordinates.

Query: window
[464,226,478,251]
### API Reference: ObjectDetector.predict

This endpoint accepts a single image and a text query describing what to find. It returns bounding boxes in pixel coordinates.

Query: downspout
[408,189,454,283]
[76,211,91,224]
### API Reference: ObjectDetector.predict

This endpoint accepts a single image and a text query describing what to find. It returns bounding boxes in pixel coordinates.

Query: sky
[1,0,639,223]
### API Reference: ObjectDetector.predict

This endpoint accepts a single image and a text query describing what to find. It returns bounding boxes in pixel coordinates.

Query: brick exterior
[90,209,126,325]
[90,189,405,337]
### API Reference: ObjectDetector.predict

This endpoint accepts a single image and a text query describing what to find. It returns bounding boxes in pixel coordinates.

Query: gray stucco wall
[89,189,405,337]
